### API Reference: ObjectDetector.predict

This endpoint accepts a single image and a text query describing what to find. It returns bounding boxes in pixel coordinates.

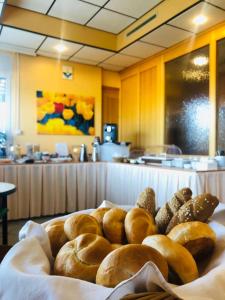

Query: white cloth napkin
[1,203,225,300]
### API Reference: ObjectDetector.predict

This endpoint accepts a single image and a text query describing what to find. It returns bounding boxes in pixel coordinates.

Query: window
[165,46,210,155]
[0,53,12,140]
[216,38,225,152]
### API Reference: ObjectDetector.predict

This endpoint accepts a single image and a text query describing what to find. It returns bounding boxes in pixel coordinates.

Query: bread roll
[90,207,111,227]
[45,220,68,257]
[54,233,112,282]
[136,187,156,216]
[96,244,168,287]
[103,208,127,243]
[125,208,157,244]
[167,221,216,259]
[166,193,219,234]
[155,188,192,233]
[142,235,198,284]
[111,243,123,251]
[64,214,102,240]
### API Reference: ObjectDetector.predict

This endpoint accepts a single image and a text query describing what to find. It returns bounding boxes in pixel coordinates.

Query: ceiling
[0,0,225,71]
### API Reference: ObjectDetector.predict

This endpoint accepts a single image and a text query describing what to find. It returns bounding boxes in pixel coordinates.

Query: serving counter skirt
[0,162,224,220]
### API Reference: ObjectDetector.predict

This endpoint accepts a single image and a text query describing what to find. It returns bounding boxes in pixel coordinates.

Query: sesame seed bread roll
[167,221,216,259]
[155,188,192,233]
[136,187,156,216]
[125,208,157,244]
[142,235,199,284]
[103,208,127,243]
[166,193,219,234]
[64,214,102,240]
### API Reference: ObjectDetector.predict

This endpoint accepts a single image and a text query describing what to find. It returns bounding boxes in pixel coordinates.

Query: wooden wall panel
[140,66,159,148]
[102,86,119,127]
[120,75,139,146]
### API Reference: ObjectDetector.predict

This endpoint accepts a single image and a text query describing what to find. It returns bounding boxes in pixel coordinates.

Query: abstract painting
[37,91,95,135]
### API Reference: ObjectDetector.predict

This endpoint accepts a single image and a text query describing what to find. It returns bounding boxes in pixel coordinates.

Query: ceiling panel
[141,24,193,48]
[121,41,164,58]
[83,0,108,6]
[0,27,45,49]
[38,37,83,59]
[37,50,70,60]
[49,0,100,25]
[87,9,135,34]
[7,0,54,14]
[98,62,124,71]
[72,46,114,62]
[105,0,162,18]
[103,53,141,67]
[169,2,225,33]
[206,0,225,10]
[69,56,98,65]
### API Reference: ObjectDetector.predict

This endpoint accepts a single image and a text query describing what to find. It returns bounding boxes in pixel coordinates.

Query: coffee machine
[103,123,118,143]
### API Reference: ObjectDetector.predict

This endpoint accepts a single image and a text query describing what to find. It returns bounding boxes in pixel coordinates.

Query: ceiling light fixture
[192,15,208,25]
[54,44,67,53]
[192,56,209,66]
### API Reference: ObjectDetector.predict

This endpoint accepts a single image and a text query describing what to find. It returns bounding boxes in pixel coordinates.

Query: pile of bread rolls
[45,187,219,288]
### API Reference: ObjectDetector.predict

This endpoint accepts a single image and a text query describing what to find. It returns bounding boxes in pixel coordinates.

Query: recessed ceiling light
[192,56,209,66]
[54,44,67,53]
[192,15,208,25]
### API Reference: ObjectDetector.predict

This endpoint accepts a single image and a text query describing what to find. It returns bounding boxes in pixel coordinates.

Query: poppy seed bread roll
[103,208,127,243]
[64,214,102,240]
[142,235,199,284]
[96,244,168,287]
[54,233,112,282]
[125,207,157,244]
[167,221,216,259]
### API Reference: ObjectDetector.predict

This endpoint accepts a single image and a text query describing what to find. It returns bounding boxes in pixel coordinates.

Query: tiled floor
[0,216,57,246]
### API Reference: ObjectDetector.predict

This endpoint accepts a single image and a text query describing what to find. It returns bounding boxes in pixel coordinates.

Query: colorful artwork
[37,91,95,135]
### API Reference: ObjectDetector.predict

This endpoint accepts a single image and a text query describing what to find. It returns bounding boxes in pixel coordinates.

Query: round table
[0,182,16,245]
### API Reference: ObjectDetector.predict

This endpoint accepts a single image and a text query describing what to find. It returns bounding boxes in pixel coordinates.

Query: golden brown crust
[155,188,192,233]
[136,187,156,216]
[90,208,111,228]
[167,221,216,258]
[125,208,157,244]
[96,244,168,287]
[54,233,112,282]
[103,208,127,243]
[166,194,219,234]
[142,235,199,284]
[45,220,68,257]
[64,214,102,240]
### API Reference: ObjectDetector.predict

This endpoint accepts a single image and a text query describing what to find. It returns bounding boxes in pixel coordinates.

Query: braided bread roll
[166,193,219,234]
[155,188,192,233]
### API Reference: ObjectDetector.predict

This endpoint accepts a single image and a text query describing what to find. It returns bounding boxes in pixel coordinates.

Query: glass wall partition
[216,38,225,152]
[165,46,210,155]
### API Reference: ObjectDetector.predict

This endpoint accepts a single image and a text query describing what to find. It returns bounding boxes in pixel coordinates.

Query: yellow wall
[120,21,225,154]
[15,55,117,153]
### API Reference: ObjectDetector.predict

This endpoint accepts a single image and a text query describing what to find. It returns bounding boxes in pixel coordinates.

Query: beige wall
[15,55,119,153]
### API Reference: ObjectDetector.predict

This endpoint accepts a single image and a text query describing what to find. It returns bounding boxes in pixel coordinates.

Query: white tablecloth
[1,202,225,300]
[0,162,225,220]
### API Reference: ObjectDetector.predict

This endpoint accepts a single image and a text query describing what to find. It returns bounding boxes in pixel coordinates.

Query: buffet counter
[0,161,225,220]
